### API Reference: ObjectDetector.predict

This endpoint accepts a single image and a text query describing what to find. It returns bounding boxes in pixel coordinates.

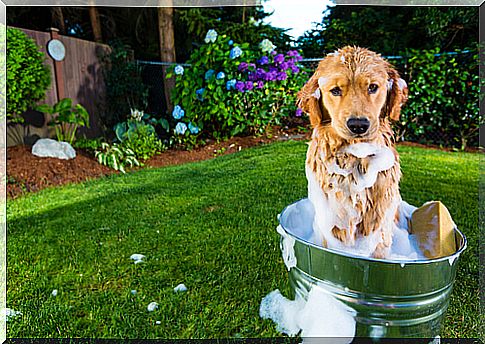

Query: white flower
[51,289,58,297]
[204,29,218,43]
[2,308,22,322]
[259,39,276,53]
[130,109,144,122]
[131,290,137,295]
[174,65,184,75]
[147,302,158,312]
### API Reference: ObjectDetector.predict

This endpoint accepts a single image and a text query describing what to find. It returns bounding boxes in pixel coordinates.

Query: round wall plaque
[47,39,66,61]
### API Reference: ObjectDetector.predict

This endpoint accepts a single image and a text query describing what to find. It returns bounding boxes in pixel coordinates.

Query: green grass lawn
[6,141,481,338]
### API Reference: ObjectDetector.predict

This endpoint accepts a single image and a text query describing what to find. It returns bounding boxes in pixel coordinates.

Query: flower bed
[168,30,308,147]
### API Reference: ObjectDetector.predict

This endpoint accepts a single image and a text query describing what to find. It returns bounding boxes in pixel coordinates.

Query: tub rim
[278,198,468,266]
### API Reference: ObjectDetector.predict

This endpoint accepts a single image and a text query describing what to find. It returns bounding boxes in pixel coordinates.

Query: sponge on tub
[410,201,457,259]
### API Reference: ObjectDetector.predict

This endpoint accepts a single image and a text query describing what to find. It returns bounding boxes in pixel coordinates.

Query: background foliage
[296,6,478,57]
[391,49,479,149]
[6,27,51,123]
[101,40,149,130]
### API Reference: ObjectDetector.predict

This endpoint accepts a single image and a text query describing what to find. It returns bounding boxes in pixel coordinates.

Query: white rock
[32,138,76,160]
[147,302,158,312]
[174,283,187,293]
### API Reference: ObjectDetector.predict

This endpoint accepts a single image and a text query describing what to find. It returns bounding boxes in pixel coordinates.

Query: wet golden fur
[298,46,408,258]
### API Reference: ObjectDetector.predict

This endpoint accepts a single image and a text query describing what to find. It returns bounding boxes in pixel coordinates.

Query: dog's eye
[330,87,342,96]
[368,84,379,94]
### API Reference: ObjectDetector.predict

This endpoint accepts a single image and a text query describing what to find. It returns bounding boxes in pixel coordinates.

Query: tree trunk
[158,4,176,114]
[89,6,103,43]
[51,7,66,34]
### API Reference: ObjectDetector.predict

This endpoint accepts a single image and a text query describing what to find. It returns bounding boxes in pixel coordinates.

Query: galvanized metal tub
[278,198,467,339]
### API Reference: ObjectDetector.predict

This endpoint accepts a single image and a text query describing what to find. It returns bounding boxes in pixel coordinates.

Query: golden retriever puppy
[297,46,408,258]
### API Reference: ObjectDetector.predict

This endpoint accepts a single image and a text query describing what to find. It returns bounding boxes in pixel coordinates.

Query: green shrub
[114,109,167,161]
[392,48,479,149]
[122,125,166,161]
[37,98,90,144]
[95,142,140,173]
[7,28,51,123]
[72,137,104,153]
[168,30,308,147]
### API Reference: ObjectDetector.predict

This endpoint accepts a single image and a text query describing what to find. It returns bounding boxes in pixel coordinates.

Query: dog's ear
[297,73,329,128]
[384,67,408,121]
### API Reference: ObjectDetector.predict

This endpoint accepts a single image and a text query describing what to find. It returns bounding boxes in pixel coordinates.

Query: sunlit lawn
[6,141,481,338]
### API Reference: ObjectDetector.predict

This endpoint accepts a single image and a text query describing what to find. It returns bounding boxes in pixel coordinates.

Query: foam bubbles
[260,287,356,342]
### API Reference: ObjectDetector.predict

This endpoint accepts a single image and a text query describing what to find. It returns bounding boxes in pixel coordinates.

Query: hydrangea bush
[168,30,308,145]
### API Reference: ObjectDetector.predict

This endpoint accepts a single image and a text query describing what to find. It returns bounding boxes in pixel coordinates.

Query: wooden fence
[7,27,110,147]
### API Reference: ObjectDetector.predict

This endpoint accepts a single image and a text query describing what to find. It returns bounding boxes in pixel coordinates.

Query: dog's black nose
[347,118,370,135]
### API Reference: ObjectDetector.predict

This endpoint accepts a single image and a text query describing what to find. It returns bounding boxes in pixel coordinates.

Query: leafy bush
[38,98,90,144]
[95,142,140,173]
[392,48,479,149]
[122,125,166,161]
[114,109,167,161]
[168,30,308,147]
[102,40,149,128]
[73,137,104,153]
[7,28,51,123]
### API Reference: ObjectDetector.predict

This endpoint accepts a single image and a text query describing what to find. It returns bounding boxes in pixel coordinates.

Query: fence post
[48,27,65,102]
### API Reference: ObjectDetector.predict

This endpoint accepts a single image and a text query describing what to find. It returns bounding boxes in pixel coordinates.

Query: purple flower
[235,81,245,92]
[276,72,287,81]
[256,81,264,89]
[287,50,299,57]
[238,62,248,72]
[271,50,277,56]
[280,62,289,71]
[245,81,254,91]
[295,55,303,62]
[255,68,266,79]
[264,71,277,81]
[249,63,256,70]
[258,56,269,65]
[291,65,300,74]
[274,54,285,64]
[295,108,303,117]
[248,72,258,81]
[269,66,278,73]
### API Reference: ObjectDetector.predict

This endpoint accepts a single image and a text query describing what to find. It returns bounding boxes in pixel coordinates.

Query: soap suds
[260,287,355,342]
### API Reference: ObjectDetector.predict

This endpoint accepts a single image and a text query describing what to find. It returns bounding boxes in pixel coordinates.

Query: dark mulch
[9,126,475,199]
[7,129,309,199]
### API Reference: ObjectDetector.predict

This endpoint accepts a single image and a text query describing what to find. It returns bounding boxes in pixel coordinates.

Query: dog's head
[297,46,408,141]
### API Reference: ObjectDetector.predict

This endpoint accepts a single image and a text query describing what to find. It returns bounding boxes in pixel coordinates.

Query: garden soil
[7,131,308,199]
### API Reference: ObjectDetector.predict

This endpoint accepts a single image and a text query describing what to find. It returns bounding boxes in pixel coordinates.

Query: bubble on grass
[147,302,158,312]
[51,289,58,297]
[174,284,188,293]
[260,287,356,341]
[130,254,146,264]
[2,308,22,322]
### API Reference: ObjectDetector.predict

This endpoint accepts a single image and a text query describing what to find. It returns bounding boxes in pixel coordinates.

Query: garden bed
[7,129,309,198]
